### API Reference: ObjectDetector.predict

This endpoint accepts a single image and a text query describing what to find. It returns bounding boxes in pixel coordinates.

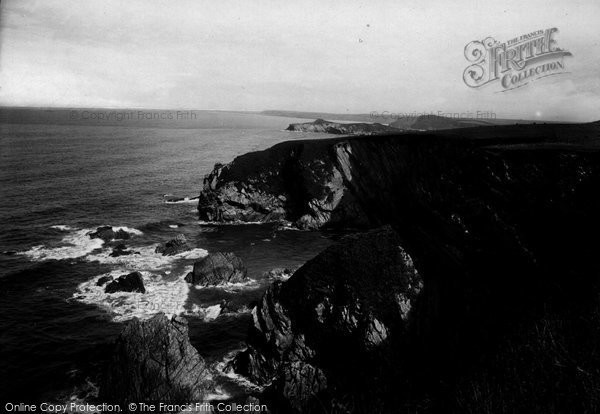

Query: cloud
[0,0,598,121]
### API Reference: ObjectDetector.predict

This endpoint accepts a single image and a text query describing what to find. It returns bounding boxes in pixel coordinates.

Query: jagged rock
[88,226,131,242]
[105,272,146,294]
[232,226,423,411]
[96,275,114,286]
[155,234,191,256]
[184,252,247,286]
[100,313,209,405]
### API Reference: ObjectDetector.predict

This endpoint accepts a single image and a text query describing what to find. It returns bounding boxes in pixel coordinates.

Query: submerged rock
[155,234,191,256]
[185,252,247,286]
[105,271,146,294]
[100,313,209,405]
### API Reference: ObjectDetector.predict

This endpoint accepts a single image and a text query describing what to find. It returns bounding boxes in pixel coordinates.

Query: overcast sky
[1,0,598,121]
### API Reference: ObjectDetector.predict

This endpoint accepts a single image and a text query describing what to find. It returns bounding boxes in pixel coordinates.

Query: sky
[0,0,599,121]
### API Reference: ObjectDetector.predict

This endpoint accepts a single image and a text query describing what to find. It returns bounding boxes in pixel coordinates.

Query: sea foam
[73,271,190,322]
[20,229,105,261]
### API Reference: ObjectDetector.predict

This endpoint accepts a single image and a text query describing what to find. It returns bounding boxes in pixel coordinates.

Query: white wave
[186,303,222,321]
[165,197,199,204]
[20,226,144,262]
[193,278,259,292]
[214,349,266,392]
[204,386,232,401]
[50,225,73,231]
[178,248,209,260]
[112,226,144,236]
[197,220,264,226]
[73,271,190,322]
[20,229,104,261]
[85,245,208,271]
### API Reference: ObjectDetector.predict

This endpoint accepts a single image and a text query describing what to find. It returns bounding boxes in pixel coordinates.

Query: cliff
[200,121,600,412]
[285,118,401,135]
[229,226,422,412]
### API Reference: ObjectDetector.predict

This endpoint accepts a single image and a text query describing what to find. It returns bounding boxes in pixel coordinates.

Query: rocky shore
[195,121,600,412]
[102,121,600,412]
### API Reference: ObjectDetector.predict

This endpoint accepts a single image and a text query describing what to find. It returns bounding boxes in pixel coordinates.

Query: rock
[184,252,247,286]
[232,226,423,410]
[113,229,131,240]
[96,275,114,286]
[155,234,191,256]
[105,272,146,294]
[99,313,209,405]
[197,138,370,228]
[88,226,131,242]
[109,243,136,257]
[198,122,600,412]
[264,267,295,280]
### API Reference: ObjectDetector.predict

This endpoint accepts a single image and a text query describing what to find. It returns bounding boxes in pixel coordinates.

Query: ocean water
[0,112,338,403]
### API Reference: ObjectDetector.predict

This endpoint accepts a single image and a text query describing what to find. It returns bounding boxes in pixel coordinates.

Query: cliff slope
[201,122,600,412]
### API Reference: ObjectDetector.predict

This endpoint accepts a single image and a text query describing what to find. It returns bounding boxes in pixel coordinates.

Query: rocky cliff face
[229,226,422,411]
[198,137,370,228]
[202,122,600,412]
[100,313,210,408]
[286,118,401,135]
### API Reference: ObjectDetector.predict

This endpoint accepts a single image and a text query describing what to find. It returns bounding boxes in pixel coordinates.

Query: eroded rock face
[100,313,209,406]
[155,234,191,256]
[231,226,423,411]
[184,252,247,286]
[198,139,369,229]
[105,271,146,294]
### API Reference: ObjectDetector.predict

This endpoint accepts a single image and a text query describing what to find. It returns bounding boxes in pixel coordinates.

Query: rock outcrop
[100,313,209,407]
[286,118,401,135]
[105,271,146,294]
[230,226,422,411]
[109,243,138,257]
[88,226,131,242]
[155,234,191,256]
[184,252,247,286]
[198,137,369,228]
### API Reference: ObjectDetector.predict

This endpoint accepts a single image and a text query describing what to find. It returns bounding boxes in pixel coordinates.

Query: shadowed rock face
[184,252,247,286]
[100,313,209,407]
[230,226,423,411]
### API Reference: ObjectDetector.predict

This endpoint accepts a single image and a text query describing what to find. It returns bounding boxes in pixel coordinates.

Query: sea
[0,110,339,404]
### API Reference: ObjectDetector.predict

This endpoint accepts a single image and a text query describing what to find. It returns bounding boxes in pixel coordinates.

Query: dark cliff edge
[201,121,600,412]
